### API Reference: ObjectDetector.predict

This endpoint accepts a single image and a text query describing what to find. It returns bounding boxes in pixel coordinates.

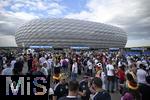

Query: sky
[0,0,150,47]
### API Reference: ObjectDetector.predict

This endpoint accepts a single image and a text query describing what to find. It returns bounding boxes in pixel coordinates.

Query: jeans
[62,67,68,73]
[71,73,77,80]
[115,77,119,91]
[107,76,115,92]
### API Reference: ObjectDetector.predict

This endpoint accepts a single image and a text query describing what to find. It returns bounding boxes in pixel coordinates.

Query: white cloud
[0,0,11,9]
[48,2,65,9]
[53,0,63,2]
[23,0,37,7]
[66,11,93,21]
[49,3,60,9]
[11,3,25,11]
[9,12,39,21]
[1,0,66,18]
[65,0,140,24]
[47,2,66,15]
[37,1,47,10]
[137,17,150,25]
[0,21,7,24]
[0,11,39,36]
[0,10,39,29]
[0,20,14,27]
[0,0,66,36]
[48,9,62,15]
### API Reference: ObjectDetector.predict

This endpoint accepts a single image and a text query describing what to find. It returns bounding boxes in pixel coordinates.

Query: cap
[97,63,102,67]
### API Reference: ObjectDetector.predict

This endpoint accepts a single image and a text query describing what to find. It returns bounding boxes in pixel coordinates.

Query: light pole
[22,43,25,54]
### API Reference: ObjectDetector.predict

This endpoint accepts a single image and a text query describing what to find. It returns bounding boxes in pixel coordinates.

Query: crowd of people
[0,49,150,100]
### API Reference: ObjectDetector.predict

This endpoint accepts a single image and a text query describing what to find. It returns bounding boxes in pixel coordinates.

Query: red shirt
[117,69,125,81]
[32,59,38,72]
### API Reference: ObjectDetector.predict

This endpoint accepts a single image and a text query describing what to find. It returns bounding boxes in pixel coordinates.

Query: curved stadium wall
[15,18,127,48]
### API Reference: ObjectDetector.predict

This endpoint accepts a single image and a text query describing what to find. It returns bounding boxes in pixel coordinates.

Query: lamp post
[22,43,25,54]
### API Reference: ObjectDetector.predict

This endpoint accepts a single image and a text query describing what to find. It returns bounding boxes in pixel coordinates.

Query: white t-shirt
[39,57,46,65]
[87,60,93,70]
[118,61,122,67]
[127,59,132,67]
[72,62,78,73]
[137,68,147,84]
[11,60,16,69]
[106,64,114,76]
[48,59,53,69]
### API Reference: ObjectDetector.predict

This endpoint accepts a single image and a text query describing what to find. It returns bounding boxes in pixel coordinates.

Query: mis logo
[4,75,50,95]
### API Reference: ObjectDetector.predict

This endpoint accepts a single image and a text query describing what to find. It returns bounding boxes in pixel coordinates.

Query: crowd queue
[0,49,150,100]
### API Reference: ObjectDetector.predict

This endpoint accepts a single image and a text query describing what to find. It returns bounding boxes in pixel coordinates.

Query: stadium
[15,18,127,49]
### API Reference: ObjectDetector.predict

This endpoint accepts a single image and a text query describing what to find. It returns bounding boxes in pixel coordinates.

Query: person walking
[71,59,78,80]
[106,60,115,93]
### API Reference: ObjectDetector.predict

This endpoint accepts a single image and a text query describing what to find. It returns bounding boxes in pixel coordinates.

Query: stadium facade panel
[15,18,127,48]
